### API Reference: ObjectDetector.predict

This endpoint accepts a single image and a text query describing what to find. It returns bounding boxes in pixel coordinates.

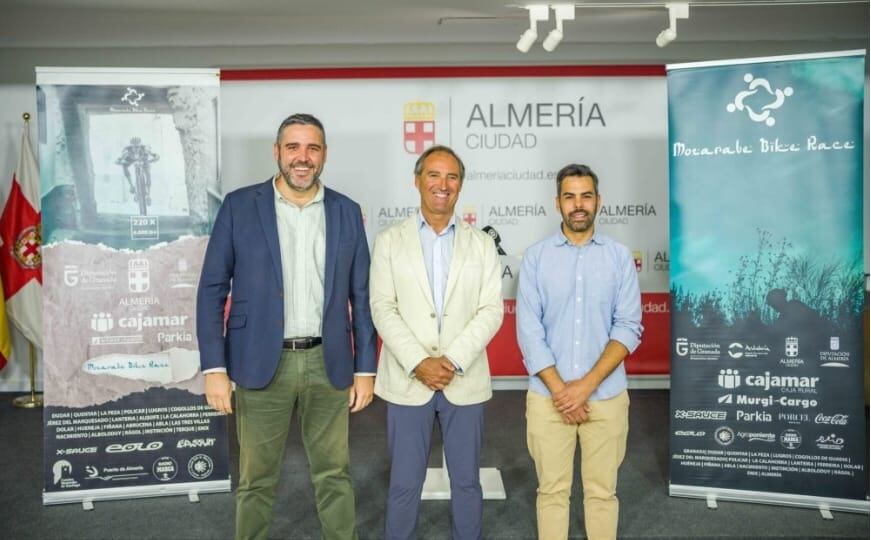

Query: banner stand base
[421,466,506,500]
[44,480,231,507]
[670,484,869,515]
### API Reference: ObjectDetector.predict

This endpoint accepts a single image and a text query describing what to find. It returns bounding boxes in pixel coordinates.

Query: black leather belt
[282,337,322,350]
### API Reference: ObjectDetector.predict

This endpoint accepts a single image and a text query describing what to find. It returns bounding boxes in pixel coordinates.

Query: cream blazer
[370,215,504,406]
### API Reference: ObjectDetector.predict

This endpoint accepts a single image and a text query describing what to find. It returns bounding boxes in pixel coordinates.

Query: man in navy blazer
[196,113,376,540]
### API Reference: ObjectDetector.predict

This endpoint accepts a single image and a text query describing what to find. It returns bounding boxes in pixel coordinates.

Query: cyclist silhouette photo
[116,136,159,215]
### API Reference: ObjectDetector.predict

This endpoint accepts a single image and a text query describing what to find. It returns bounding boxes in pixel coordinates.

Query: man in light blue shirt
[517,163,642,540]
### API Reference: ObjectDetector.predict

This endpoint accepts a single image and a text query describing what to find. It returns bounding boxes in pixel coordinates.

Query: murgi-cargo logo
[403,102,435,155]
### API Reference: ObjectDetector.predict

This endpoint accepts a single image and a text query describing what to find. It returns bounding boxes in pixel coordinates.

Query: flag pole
[10,113,43,409]
[12,341,42,409]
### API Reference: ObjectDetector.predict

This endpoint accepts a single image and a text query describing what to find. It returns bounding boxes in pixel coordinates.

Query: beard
[561,207,597,233]
[278,159,320,192]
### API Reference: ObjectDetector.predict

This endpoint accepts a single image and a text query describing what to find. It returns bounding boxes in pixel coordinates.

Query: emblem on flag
[13,224,41,269]
[403,102,435,155]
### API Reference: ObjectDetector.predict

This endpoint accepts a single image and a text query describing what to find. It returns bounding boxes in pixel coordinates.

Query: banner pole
[13,341,43,409]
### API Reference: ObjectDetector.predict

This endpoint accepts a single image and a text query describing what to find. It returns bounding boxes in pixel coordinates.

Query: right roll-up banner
[667,51,868,513]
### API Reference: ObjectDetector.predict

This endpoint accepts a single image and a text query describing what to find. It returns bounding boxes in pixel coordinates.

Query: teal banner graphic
[667,52,868,511]
[37,68,230,505]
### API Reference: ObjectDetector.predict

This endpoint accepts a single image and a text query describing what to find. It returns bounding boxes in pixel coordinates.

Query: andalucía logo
[403,102,435,155]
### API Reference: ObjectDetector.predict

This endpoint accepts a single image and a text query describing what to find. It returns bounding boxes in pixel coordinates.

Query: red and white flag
[0,123,42,348]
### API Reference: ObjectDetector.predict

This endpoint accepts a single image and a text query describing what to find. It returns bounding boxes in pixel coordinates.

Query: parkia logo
[726,73,793,127]
[718,369,741,389]
[403,102,435,154]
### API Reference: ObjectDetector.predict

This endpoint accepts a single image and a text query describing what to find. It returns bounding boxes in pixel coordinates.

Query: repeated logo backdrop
[222,72,670,376]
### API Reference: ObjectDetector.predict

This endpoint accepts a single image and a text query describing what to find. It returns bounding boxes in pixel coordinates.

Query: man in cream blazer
[370,145,503,540]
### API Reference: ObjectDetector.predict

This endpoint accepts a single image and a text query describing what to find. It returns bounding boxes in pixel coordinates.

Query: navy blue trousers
[385,392,484,540]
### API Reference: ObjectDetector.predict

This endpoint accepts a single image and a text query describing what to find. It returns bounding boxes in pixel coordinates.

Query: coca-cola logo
[814,414,848,425]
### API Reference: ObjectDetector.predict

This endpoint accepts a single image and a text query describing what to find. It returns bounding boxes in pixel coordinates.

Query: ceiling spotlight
[516,4,549,53]
[655,27,676,48]
[542,4,574,52]
[656,2,689,48]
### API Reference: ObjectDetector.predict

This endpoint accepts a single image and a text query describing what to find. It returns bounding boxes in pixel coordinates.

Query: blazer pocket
[226,314,247,329]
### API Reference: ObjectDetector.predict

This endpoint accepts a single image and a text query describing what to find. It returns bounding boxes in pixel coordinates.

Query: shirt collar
[273,176,324,207]
[418,210,456,236]
[553,226,603,247]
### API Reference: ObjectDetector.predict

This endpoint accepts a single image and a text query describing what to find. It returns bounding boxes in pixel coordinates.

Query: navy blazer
[196,178,376,390]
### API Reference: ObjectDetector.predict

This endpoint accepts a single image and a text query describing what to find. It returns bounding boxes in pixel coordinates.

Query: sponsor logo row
[675,336,849,367]
[674,426,845,452]
[63,258,197,292]
[52,454,213,488]
[675,409,847,426]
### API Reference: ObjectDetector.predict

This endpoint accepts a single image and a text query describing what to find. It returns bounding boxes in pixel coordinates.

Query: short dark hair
[275,113,326,146]
[556,163,599,196]
[414,145,466,182]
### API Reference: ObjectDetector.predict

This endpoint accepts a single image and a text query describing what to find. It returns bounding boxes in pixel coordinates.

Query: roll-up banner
[221,67,671,378]
[38,68,230,505]
[667,52,868,512]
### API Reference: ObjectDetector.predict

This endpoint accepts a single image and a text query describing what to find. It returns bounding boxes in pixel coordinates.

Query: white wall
[1,66,868,391]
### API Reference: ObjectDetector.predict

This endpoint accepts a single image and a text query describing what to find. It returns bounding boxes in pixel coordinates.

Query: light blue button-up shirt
[516,229,643,400]
[418,211,455,330]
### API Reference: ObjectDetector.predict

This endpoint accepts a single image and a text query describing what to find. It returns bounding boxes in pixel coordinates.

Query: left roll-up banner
[37,68,229,505]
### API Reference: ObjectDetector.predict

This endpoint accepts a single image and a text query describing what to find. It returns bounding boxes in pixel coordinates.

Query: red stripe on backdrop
[488,294,670,377]
[374,294,670,376]
[221,65,665,81]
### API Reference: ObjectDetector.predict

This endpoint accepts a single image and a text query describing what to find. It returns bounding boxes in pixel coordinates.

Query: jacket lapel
[443,220,470,307]
[254,178,284,291]
[402,216,436,312]
[323,188,340,308]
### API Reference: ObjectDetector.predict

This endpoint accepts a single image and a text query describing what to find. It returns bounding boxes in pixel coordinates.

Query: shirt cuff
[610,327,641,354]
[354,372,375,377]
[443,353,463,375]
[202,367,227,375]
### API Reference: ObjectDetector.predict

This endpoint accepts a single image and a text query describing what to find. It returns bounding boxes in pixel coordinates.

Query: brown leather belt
[282,337,322,350]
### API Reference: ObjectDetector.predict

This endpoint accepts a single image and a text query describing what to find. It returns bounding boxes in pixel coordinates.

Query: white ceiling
[0,0,867,82]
